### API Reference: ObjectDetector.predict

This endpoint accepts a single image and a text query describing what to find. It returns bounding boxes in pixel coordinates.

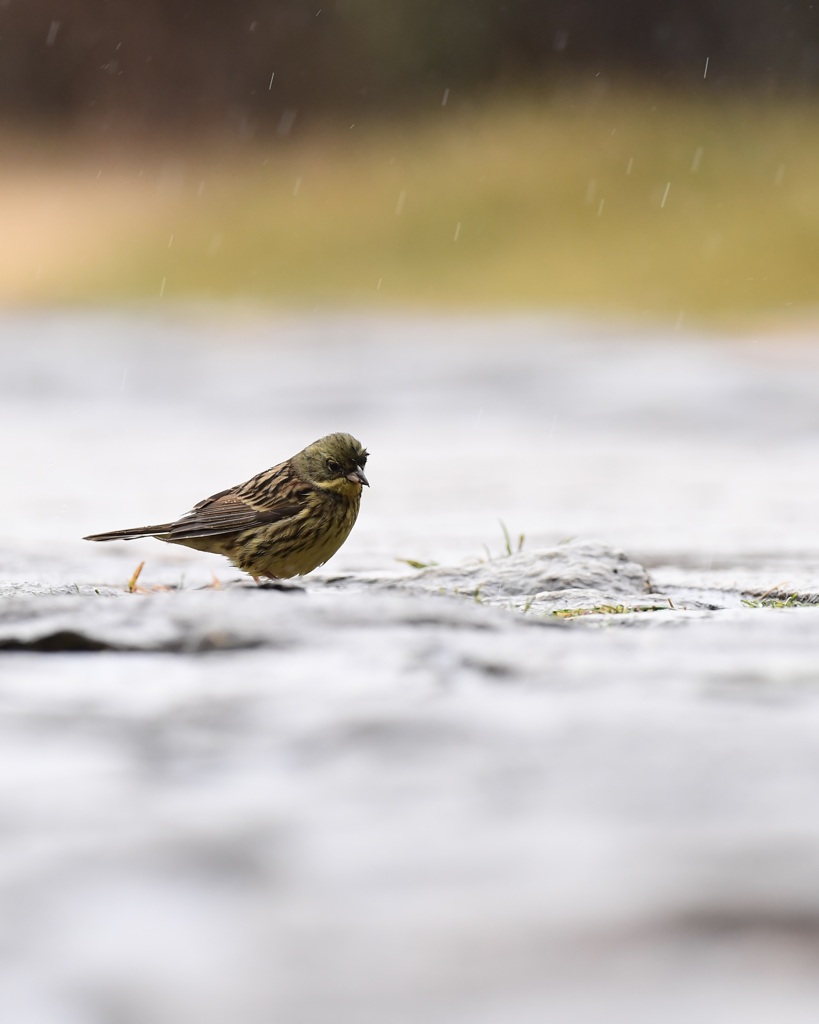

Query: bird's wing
[167,473,309,541]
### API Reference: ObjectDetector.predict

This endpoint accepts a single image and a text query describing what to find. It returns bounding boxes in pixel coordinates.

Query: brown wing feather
[165,462,311,541]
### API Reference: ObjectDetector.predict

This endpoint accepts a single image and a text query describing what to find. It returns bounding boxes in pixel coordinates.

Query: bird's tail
[83,524,174,542]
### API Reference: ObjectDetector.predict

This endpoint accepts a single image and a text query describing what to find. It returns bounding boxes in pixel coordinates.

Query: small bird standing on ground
[84,432,369,581]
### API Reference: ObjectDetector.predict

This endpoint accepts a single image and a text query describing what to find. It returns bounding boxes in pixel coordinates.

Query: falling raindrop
[660,182,671,208]
[441,88,450,107]
[159,277,166,297]
[277,109,297,137]
[453,222,461,241]
[626,157,634,175]
[691,147,704,173]
[703,57,710,79]
[395,190,407,215]
[268,72,275,91]
[293,177,302,196]
[46,20,60,46]
[597,198,605,216]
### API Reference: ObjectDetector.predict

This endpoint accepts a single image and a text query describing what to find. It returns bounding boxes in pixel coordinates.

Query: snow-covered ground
[3,310,819,1023]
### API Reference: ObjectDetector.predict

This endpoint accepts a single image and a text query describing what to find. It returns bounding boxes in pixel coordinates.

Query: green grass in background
[13,89,819,325]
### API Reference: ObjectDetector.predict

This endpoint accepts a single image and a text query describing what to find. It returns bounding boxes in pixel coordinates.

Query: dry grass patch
[2,90,819,323]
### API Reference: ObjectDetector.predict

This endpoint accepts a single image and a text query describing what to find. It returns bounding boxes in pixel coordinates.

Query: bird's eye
[326,459,341,473]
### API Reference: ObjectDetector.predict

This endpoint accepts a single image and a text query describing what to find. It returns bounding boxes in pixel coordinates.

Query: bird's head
[294,433,370,494]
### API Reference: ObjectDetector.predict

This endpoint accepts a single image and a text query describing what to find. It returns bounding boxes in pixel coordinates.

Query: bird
[84,432,369,581]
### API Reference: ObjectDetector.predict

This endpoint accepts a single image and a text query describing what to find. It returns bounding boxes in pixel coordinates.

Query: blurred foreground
[5,90,819,323]
[3,311,819,1022]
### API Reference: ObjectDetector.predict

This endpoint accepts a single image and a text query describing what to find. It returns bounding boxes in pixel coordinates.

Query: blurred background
[3,0,819,324]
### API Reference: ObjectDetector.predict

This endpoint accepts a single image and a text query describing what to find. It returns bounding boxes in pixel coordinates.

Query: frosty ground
[2,311,819,1023]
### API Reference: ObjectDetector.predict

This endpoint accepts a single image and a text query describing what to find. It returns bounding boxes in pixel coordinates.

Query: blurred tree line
[2,0,817,134]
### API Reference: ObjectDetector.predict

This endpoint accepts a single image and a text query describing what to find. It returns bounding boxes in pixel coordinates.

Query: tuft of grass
[127,561,145,594]
[480,521,525,562]
[552,603,669,618]
[6,87,819,322]
[742,593,817,608]
[397,557,439,570]
[499,520,525,557]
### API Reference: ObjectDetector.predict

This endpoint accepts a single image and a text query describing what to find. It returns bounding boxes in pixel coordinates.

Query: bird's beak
[347,466,369,487]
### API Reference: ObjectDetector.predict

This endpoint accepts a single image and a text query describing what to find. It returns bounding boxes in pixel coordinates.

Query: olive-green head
[294,432,369,489]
